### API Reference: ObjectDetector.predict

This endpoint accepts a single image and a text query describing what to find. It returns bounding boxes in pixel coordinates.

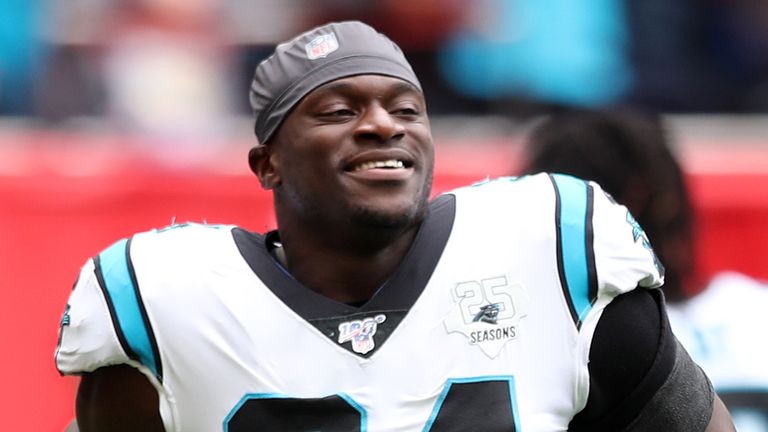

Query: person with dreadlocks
[524,108,766,431]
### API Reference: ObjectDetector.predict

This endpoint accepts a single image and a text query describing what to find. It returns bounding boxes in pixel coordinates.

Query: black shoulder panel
[570,288,676,430]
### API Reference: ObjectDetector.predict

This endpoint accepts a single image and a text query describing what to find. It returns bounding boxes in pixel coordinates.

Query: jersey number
[225,377,519,431]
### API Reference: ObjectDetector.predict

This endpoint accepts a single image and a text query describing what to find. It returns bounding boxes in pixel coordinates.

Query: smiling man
[249,72,433,305]
[56,21,733,431]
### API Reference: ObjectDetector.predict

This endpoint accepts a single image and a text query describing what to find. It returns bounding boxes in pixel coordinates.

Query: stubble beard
[351,188,431,230]
[278,170,433,233]
[350,168,434,231]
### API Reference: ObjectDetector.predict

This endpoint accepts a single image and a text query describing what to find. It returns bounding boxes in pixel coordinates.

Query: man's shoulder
[130,221,235,244]
[150,221,234,237]
[93,222,238,266]
[443,173,555,203]
[452,173,548,190]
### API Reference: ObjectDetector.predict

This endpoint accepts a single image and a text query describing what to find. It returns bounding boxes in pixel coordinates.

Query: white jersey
[56,173,663,432]
[667,272,768,432]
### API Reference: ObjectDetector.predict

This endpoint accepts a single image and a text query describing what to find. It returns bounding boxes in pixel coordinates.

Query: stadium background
[1,1,767,430]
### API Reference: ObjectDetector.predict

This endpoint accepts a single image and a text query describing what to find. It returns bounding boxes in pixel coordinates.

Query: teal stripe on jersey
[99,238,159,377]
[552,174,592,322]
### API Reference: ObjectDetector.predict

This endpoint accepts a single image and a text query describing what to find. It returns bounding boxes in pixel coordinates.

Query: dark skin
[73,75,733,431]
[76,365,163,431]
[250,75,434,304]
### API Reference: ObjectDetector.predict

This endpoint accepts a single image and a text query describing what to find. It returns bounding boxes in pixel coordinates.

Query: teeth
[353,160,405,171]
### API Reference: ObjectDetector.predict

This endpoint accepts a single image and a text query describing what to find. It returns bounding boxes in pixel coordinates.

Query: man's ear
[248,145,280,189]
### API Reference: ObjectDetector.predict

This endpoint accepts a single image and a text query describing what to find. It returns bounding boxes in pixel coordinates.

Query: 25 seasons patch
[444,275,529,358]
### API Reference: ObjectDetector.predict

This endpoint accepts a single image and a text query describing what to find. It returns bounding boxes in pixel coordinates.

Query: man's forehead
[309,75,423,99]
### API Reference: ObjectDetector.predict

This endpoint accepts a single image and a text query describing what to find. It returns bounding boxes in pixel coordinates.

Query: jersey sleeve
[55,256,132,375]
[548,174,664,328]
[56,224,227,380]
[558,174,714,429]
[590,180,665,294]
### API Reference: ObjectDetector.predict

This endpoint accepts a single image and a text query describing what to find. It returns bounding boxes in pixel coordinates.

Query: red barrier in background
[0,140,766,430]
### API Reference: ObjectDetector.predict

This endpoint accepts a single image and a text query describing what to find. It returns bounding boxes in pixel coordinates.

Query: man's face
[266,74,434,230]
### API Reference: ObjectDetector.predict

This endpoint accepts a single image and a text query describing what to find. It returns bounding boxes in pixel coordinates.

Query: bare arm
[706,395,736,432]
[76,365,164,432]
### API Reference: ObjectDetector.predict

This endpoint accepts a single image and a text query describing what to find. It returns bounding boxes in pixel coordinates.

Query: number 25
[455,276,518,324]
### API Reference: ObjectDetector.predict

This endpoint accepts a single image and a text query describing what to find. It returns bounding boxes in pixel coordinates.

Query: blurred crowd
[2,0,768,134]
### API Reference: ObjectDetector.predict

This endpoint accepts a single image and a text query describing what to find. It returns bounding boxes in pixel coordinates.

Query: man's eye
[323,109,355,117]
[394,107,419,116]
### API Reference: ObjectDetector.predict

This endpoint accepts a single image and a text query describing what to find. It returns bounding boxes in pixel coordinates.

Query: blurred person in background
[99,0,238,166]
[0,0,47,115]
[522,108,768,432]
[436,0,634,116]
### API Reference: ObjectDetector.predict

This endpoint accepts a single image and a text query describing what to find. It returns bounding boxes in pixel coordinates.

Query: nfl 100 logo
[338,314,386,355]
[305,33,339,60]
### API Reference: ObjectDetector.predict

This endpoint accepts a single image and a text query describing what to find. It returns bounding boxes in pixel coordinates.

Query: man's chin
[350,203,426,231]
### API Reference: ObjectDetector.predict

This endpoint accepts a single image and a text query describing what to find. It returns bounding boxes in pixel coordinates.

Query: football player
[57,21,734,431]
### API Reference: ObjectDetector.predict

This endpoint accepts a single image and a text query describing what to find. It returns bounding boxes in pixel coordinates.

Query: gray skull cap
[249,21,422,144]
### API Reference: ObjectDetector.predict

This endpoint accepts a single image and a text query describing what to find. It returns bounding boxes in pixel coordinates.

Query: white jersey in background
[668,272,768,432]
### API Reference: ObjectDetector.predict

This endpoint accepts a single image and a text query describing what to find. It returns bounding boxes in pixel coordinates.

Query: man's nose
[354,105,405,143]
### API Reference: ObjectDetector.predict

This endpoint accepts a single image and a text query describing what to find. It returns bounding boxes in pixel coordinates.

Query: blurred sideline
[0,115,766,431]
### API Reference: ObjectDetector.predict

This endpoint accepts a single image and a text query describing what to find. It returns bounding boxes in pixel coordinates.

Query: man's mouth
[351,160,406,171]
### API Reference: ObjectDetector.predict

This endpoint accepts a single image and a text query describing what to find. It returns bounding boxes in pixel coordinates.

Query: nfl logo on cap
[305,33,339,60]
